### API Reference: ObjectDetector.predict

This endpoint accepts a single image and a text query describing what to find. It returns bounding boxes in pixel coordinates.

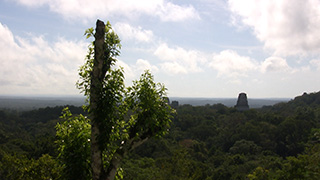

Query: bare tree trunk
[89,19,153,180]
[105,153,122,180]
[90,19,106,180]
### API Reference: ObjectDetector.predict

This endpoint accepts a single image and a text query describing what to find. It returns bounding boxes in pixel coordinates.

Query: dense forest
[0,91,320,179]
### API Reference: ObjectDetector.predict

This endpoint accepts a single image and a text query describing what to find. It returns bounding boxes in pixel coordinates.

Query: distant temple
[235,93,249,111]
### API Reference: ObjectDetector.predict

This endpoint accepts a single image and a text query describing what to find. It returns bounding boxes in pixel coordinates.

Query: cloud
[135,59,159,73]
[310,59,320,70]
[16,0,49,7]
[154,43,206,74]
[261,57,291,73]
[114,23,154,43]
[160,62,188,74]
[116,59,159,85]
[155,2,200,22]
[15,0,200,22]
[209,50,257,78]
[115,60,135,81]
[0,22,87,95]
[228,0,320,56]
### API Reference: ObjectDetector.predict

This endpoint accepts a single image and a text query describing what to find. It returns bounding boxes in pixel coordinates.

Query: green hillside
[0,92,320,179]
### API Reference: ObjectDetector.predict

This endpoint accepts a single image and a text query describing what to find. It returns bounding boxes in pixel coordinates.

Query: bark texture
[90,19,106,180]
[90,20,151,180]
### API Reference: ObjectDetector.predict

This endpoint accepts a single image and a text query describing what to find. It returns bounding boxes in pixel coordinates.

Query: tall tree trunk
[90,19,106,180]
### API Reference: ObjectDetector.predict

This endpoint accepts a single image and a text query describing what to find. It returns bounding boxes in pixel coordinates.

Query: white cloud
[15,0,200,22]
[228,0,320,56]
[16,0,49,7]
[261,56,291,73]
[154,43,206,74]
[116,59,159,85]
[114,23,154,43]
[135,59,159,73]
[209,50,257,78]
[155,2,200,22]
[310,59,320,70]
[116,60,135,81]
[160,62,188,74]
[0,23,87,95]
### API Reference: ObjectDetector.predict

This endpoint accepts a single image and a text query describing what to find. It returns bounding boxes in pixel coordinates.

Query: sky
[1,0,320,98]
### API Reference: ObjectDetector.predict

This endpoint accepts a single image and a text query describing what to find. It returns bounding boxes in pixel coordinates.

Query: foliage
[1,50,320,180]
[54,69,174,179]
[55,107,91,180]
[0,153,62,180]
[0,107,83,179]
[122,91,320,179]
[126,71,173,139]
[77,21,121,99]
[59,20,174,179]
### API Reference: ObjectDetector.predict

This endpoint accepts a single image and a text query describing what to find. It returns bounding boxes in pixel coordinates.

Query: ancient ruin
[235,93,249,111]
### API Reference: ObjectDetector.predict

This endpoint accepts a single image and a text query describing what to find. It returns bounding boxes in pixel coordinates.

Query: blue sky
[1,0,320,98]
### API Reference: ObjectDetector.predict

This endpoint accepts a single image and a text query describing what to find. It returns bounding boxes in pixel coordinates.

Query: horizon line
[0,94,292,100]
